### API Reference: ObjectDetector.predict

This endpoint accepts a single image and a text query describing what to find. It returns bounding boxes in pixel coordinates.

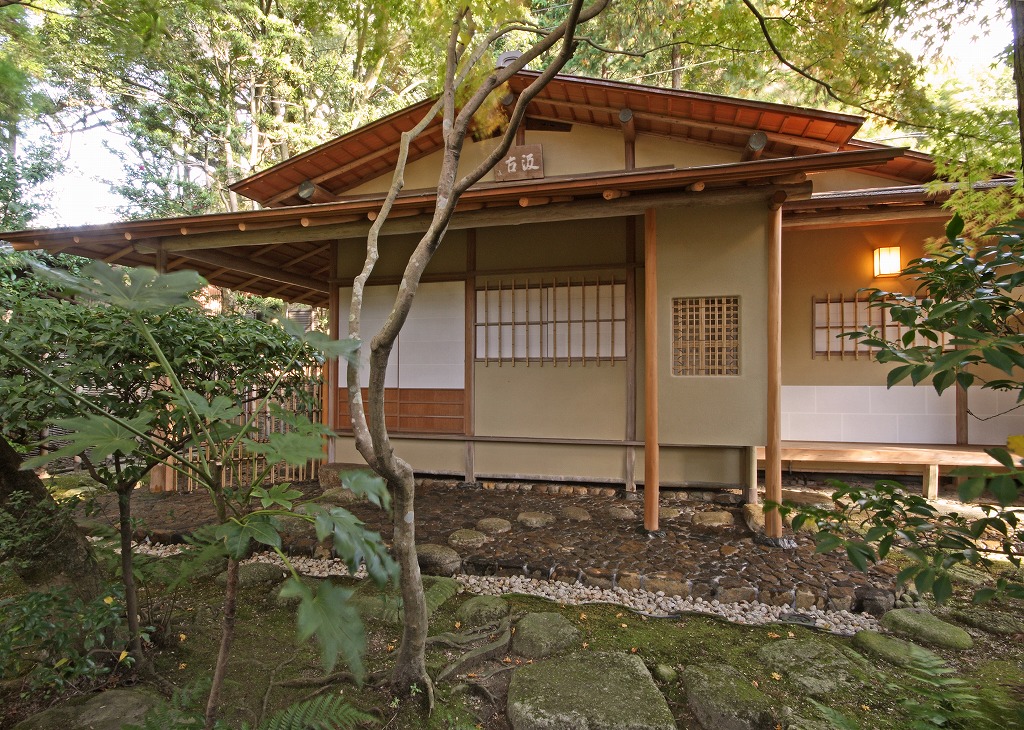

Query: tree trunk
[0,435,105,602]
[388,468,431,701]
[117,484,144,663]
[1012,0,1024,172]
[205,557,239,729]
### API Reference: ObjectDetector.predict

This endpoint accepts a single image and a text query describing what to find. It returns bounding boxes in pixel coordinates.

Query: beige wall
[809,170,904,193]
[782,220,939,386]
[654,204,769,445]
[476,217,630,271]
[337,230,468,282]
[636,134,739,169]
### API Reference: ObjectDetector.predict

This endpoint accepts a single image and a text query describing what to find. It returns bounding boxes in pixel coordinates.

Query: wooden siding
[337,387,466,435]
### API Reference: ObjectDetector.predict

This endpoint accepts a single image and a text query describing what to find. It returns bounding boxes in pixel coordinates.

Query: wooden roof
[231,71,924,208]
[2,147,905,307]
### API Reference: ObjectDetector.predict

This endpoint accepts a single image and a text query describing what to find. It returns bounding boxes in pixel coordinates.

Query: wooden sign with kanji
[494,144,544,182]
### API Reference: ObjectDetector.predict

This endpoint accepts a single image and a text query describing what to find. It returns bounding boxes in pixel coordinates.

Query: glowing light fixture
[873,246,901,278]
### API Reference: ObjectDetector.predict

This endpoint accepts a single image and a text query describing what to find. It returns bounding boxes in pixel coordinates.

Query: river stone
[476,517,513,534]
[507,651,676,730]
[456,595,510,628]
[13,687,164,730]
[659,507,682,520]
[852,630,941,668]
[215,562,287,589]
[512,612,581,659]
[653,664,678,684]
[881,608,974,650]
[607,506,636,520]
[949,608,1024,635]
[517,511,556,528]
[692,511,735,528]
[683,663,777,730]
[417,544,462,576]
[448,529,488,549]
[559,506,592,522]
[757,638,872,698]
[741,504,765,535]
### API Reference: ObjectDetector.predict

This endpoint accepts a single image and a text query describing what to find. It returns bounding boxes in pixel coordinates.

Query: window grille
[672,296,740,376]
[812,293,951,359]
[476,276,626,365]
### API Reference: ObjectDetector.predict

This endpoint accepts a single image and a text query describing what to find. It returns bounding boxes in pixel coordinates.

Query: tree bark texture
[0,434,104,602]
[1012,0,1024,172]
[117,485,144,662]
[205,557,239,730]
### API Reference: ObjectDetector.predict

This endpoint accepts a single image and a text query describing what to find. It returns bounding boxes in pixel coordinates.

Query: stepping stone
[949,608,1024,635]
[692,510,735,527]
[559,506,591,522]
[659,506,682,520]
[216,562,287,589]
[448,529,488,549]
[758,638,872,698]
[476,517,512,534]
[684,663,777,730]
[416,544,462,576]
[507,651,675,730]
[512,612,581,659]
[12,687,164,730]
[852,630,941,668]
[456,595,510,628]
[881,608,974,650]
[517,511,556,528]
[319,486,364,505]
[607,506,636,520]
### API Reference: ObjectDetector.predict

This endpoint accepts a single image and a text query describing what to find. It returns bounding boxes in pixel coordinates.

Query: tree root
[426,620,504,649]
[276,669,387,689]
[435,623,512,683]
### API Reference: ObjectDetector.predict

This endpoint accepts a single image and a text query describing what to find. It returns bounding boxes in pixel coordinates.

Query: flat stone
[559,506,592,522]
[476,517,513,535]
[659,507,682,520]
[827,586,856,612]
[646,575,690,598]
[319,486,363,505]
[758,638,873,698]
[653,664,678,684]
[216,562,287,589]
[507,651,676,730]
[717,585,757,604]
[852,630,941,668]
[607,506,636,520]
[855,586,895,617]
[793,588,817,610]
[456,595,510,628]
[416,543,462,576]
[683,663,778,730]
[949,608,1024,635]
[692,511,734,528]
[518,511,556,528]
[720,545,739,557]
[512,612,581,659]
[448,528,488,549]
[881,608,974,650]
[13,687,164,730]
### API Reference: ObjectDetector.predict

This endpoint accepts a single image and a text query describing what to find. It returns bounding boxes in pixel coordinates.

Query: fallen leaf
[118,650,128,662]
[579,612,587,621]
[454,621,461,629]
[767,632,781,639]
[752,680,759,688]
[103,596,114,605]
[503,656,513,663]
[771,672,782,681]
[582,641,589,649]
[787,631,795,638]
[620,623,628,628]
[178,663,187,670]
[630,647,638,653]
[178,633,187,642]
[861,705,870,711]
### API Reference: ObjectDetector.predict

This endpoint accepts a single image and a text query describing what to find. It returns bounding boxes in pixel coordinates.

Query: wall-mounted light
[873,246,901,278]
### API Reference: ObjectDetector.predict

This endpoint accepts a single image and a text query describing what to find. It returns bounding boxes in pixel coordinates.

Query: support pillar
[625,217,638,491]
[324,241,340,463]
[464,231,477,482]
[765,203,784,539]
[643,209,659,532]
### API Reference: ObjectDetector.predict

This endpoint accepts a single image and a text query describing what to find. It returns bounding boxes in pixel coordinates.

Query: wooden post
[325,241,341,462]
[625,217,638,491]
[620,109,636,171]
[956,383,969,446]
[465,230,477,482]
[744,445,759,504]
[765,202,784,539]
[643,209,659,531]
[923,463,940,500]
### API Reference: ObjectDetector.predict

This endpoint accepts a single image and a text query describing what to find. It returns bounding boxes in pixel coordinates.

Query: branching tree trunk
[0,435,104,603]
[344,0,609,703]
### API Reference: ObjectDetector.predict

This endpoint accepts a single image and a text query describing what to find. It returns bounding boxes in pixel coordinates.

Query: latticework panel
[672,296,740,376]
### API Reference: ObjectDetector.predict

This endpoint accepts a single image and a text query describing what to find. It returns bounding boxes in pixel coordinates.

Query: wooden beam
[923,463,940,500]
[173,249,329,293]
[956,383,969,445]
[603,189,630,200]
[643,208,659,532]
[742,131,769,162]
[783,207,948,230]
[765,204,784,539]
[148,183,813,253]
[465,231,477,482]
[625,217,638,492]
[620,108,636,170]
[326,241,340,459]
[518,195,573,207]
[298,180,341,204]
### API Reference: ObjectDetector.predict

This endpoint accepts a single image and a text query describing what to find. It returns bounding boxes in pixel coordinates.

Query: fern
[380,576,459,625]
[256,696,374,730]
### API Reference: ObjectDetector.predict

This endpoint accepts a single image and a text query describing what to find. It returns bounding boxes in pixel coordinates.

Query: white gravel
[129,542,878,636]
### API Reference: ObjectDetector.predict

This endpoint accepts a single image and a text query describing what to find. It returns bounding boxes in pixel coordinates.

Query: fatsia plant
[0,261,397,730]
[781,215,1024,604]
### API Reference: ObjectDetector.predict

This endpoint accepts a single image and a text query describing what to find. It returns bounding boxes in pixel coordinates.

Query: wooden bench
[756,441,1004,499]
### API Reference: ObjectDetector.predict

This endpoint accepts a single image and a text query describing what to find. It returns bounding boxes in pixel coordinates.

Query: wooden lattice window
[672,296,740,376]
[476,276,626,365]
[812,293,951,359]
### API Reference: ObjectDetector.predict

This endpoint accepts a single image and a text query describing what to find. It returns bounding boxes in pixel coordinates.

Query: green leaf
[972,587,998,604]
[946,213,965,241]
[280,577,365,677]
[340,469,391,510]
[846,543,871,572]
[214,515,281,558]
[985,447,1016,469]
[988,474,1020,507]
[22,411,155,468]
[310,506,398,585]
[36,261,203,313]
[252,482,303,510]
[244,431,327,466]
[814,532,843,553]
[932,573,953,604]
